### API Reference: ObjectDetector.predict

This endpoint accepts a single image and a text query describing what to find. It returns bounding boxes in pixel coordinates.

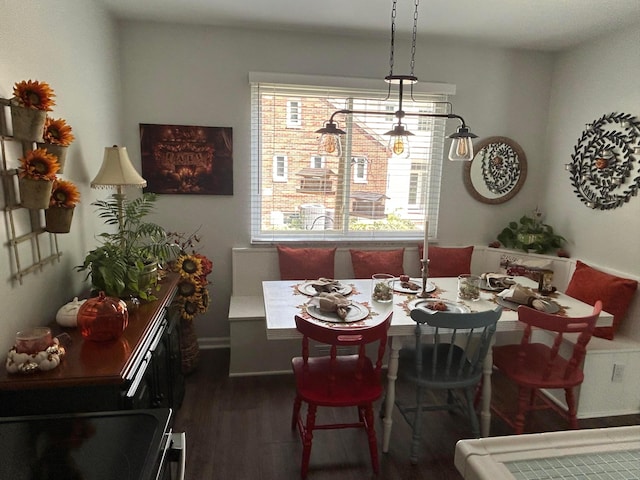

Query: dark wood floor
[174,349,639,479]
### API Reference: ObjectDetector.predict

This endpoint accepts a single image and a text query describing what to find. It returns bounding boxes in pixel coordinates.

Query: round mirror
[463,136,527,204]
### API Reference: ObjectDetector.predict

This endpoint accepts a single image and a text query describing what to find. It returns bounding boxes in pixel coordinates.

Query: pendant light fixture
[316,0,477,161]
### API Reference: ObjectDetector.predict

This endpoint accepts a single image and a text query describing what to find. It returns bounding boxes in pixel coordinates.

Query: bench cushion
[350,248,405,278]
[420,245,474,278]
[566,260,638,340]
[277,246,337,280]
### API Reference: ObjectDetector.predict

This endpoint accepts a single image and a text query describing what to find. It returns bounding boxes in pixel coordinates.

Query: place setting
[495,283,562,314]
[297,277,353,297]
[304,292,369,323]
[393,275,436,295]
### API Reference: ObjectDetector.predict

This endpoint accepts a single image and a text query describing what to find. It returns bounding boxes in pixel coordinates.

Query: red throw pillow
[565,260,637,340]
[418,245,474,277]
[350,249,405,279]
[277,246,336,280]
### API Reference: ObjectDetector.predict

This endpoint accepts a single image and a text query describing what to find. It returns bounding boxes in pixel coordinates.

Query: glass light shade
[318,132,342,157]
[448,126,477,161]
[385,124,413,159]
[448,137,474,161]
[388,135,411,158]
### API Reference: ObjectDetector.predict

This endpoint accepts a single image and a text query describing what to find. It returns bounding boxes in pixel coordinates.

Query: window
[250,73,454,242]
[273,154,288,182]
[352,157,368,183]
[286,100,302,128]
[310,155,325,168]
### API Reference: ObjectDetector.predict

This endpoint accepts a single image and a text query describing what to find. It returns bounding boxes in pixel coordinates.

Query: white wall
[0,0,122,353]
[117,22,555,341]
[543,25,640,274]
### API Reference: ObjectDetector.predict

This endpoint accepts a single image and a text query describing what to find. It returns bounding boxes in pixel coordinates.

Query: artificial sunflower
[18,148,60,181]
[43,117,75,146]
[175,254,204,280]
[197,288,210,314]
[177,277,199,298]
[180,298,201,321]
[49,178,80,208]
[12,80,56,111]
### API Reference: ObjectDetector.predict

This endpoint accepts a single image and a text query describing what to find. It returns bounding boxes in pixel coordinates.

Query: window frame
[250,73,456,244]
[286,99,302,128]
[272,154,288,182]
[352,156,368,184]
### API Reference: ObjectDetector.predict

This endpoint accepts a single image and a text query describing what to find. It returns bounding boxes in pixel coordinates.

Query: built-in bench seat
[228,245,640,419]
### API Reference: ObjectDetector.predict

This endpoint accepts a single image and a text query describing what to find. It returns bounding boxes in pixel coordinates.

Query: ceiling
[97,0,640,51]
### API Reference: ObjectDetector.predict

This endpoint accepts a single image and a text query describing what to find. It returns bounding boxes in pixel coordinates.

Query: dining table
[262,275,613,453]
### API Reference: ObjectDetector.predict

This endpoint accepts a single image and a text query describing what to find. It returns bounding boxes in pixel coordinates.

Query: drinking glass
[458,274,481,301]
[371,273,394,303]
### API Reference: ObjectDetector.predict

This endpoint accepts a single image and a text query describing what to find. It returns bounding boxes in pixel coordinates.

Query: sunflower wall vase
[10,104,47,142]
[36,143,68,173]
[45,206,74,233]
[19,177,53,209]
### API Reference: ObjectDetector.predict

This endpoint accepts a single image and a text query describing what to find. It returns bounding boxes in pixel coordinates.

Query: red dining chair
[491,301,603,434]
[291,313,392,479]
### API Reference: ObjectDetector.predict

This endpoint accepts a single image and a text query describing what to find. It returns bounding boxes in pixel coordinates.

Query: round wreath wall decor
[567,112,640,210]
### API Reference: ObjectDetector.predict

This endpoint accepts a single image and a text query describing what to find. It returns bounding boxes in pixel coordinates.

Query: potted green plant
[77,192,180,301]
[496,209,566,254]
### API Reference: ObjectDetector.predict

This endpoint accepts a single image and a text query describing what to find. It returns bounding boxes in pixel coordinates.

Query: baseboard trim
[198,336,230,350]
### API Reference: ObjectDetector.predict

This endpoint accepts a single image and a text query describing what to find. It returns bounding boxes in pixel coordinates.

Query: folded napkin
[310,292,352,320]
[311,278,343,294]
[481,273,515,290]
[498,284,546,311]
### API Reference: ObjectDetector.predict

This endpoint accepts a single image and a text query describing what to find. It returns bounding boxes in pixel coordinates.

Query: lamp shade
[91,146,147,189]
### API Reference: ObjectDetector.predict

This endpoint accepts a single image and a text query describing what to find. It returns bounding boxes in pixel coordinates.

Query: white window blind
[250,73,454,243]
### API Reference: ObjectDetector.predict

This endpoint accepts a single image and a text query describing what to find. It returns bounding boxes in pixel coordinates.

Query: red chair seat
[292,355,383,406]
[493,343,585,389]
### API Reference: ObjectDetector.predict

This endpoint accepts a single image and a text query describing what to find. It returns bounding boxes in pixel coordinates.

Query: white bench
[228,245,640,418]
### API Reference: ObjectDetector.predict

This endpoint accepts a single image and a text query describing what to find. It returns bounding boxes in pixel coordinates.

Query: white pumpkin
[56,297,86,327]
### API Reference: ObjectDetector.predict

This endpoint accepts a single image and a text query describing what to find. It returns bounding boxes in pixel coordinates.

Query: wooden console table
[0,273,184,417]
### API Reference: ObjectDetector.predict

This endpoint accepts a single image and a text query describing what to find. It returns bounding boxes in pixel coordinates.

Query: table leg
[382,336,401,453]
[480,342,494,437]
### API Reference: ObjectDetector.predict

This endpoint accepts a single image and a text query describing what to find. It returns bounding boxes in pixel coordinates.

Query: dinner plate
[496,297,560,314]
[305,301,369,323]
[297,280,352,297]
[393,278,436,294]
[408,298,470,314]
[479,277,514,292]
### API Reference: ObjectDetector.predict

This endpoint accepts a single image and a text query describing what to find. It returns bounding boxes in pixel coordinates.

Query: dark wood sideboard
[0,273,185,417]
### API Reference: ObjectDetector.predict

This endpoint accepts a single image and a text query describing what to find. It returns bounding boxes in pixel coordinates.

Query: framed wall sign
[140,123,233,195]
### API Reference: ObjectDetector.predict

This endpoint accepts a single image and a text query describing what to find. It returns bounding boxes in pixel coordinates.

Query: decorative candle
[423,218,429,261]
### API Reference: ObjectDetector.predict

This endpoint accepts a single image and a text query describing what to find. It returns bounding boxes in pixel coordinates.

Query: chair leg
[409,385,424,465]
[292,395,302,430]
[473,377,483,409]
[300,404,317,479]
[565,388,579,429]
[515,386,530,434]
[464,387,480,438]
[363,404,380,473]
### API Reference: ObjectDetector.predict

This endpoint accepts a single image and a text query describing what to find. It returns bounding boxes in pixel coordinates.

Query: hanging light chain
[389,0,420,77]
[389,0,398,77]
[410,0,420,76]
